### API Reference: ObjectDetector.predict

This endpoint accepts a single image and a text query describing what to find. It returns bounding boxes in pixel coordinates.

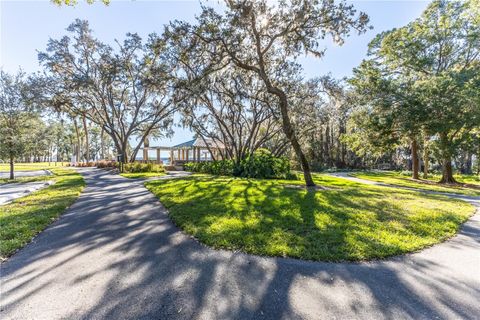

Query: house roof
[172,139,196,148]
[172,138,225,149]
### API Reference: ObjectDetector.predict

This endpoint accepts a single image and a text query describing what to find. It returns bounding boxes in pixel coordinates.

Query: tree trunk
[324,125,329,167]
[439,133,457,184]
[275,93,315,186]
[82,115,90,163]
[411,138,419,180]
[9,156,14,180]
[73,118,81,164]
[422,137,429,179]
[440,157,456,184]
[465,152,472,175]
[119,139,129,173]
[245,56,315,186]
[100,128,105,160]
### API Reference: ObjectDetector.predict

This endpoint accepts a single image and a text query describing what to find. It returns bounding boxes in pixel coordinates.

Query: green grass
[120,172,167,179]
[0,162,66,172]
[459,175,480,185]
[0,175,50,184]
[430,173,480,186]
[353,171,480,196]
[145,174,475,261]
[0,168,85,259]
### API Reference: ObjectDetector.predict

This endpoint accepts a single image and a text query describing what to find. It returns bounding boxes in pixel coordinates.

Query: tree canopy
[166,0,370,186]
[37,20,177,166]
[349,0,480,183]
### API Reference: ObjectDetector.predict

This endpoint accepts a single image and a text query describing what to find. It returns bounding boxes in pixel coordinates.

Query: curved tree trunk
[279,101,315,186]
[266,86,315,186]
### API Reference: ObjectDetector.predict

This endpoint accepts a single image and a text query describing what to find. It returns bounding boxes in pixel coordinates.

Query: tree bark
[82,115,89,163]
[465,152,472,175]
[422,136,429,179]
[411,138,419,180]
[275,92,315,186]
[73,118,81,164]
[9,156,14,180]
[256,72,315,186]
[439,133,456,184]
[440,157,456,184]
[100,128,105,160]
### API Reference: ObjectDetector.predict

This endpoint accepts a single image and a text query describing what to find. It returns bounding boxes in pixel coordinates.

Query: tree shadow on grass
[1,169,479,319]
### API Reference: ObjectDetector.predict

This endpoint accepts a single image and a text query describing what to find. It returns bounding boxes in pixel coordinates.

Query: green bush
[124,162,165,173]
[185,160,234,176]
[96,160,117,168]
[185,149,294,179]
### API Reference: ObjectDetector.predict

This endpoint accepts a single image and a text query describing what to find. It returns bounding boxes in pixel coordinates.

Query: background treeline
[1,0,478,185]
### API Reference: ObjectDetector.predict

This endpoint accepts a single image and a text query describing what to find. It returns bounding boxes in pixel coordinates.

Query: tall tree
[369,0,480,183]
[350,58,427,179]
[37,20,177,168]
[0,71,36,179]
[169,0,370,186]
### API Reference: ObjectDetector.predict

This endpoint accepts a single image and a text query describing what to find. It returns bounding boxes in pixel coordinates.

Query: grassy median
[0,162,65,172]
[145,174,475,262]
[353,171,480,196]
[0,168,84,260]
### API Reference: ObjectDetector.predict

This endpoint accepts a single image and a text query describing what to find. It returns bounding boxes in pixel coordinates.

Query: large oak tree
[37,20,177,166]
[350,0,480,183]
[168,0,370,186]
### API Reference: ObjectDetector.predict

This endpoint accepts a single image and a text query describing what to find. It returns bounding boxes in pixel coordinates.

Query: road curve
[1,168,479,319]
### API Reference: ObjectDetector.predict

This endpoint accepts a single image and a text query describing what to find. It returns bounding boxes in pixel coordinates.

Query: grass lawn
[145,174,475,261]
[352,171,480,196]
[0,168,84,260]
[0,162,66,172]
[440,174,480,186]
[120,172,167,179]
[0,175,51,184]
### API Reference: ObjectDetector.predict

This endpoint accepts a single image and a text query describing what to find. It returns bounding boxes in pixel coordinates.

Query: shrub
[237,148,291,179]
[70,162,96,167]
[185,160,235,176]
[185,149,294,180]
[69,161,117,168]
[96,160,117,168]
[123,162,165,173]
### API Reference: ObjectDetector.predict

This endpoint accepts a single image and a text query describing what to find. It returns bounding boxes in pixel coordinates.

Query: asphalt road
[0,180,55,205]
[1,168,479,319]
[0,170,52,179]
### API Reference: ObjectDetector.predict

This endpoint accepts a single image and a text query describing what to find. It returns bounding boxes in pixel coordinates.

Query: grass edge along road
[120,172,167,179]
[0,162,66,172]
[145,174,475,262]
[352,171,480,196]
[0,168,85,260]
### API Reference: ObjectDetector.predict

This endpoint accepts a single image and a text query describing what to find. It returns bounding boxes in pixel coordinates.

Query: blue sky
[1,0,430,149]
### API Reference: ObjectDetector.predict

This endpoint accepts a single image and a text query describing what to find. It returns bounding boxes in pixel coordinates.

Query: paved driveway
[1,168,479,319]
